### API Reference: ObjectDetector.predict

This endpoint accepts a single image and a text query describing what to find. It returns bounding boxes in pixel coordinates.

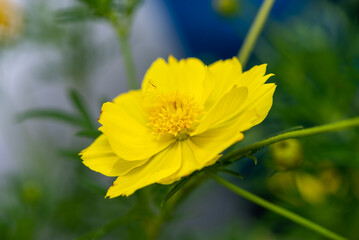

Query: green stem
[210,173,347,240]
[222,117,359,164]
[237,0,275,68]
[111,19,138,90]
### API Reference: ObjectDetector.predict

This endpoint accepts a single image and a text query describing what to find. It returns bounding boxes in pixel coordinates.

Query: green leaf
[55,7,93,23]
[58,149,81,160]
[161,177,191,208]
[218,169,244,179]
[274,125,304,136]
[16,109,80,125]
[76,130,101,138]
[245,153,258,165]
[68,89,87,117]
[97,0,112,14]
[77,0,111,18]
[68,88,94,129]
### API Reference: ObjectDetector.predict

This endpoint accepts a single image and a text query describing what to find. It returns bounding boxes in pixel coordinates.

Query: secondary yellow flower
[80,56,275,198]
[0,0,22,42]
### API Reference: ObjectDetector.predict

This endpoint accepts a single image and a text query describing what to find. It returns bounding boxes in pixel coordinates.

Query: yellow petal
[231,109,259,132]
[80,134,147,177]
[141,56,206,105]
[158,154,222,185]
[99,90,175,161]
[190,125,244,165]
[105,142,182,197]
[233,64,275,130]
[141,58,167,90]
[237,64,273,91]
[196,64,275,134]
[250,83,276,126]
[156,141,202,184]
[204,57,242,108]
[158,126,244,184]
[193,86,248,135]
[112,90,147,125]
[238,83,276,130]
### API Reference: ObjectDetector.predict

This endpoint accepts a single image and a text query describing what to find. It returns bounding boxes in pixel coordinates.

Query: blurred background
[0,0,359,239]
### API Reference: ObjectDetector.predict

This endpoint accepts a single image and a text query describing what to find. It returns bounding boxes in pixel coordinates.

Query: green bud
[270,139,303,170]
[212,0,239,17]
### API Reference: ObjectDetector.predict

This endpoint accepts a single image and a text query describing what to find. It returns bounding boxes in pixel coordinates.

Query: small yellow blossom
[80,56,276,198]
[296,168,342,204]
[296,173,327,204]
[0,0,22,42]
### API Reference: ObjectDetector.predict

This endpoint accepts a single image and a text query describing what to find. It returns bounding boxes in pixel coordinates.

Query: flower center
[145,92,202,140]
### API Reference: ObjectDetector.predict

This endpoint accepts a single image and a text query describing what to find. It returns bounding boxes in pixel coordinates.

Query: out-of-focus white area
[0,0,184,180]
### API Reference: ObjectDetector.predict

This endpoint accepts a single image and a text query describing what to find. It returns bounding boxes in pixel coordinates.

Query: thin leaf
[273,125,304,137]
[218,169,244,179]
[16,109,80,125]
[58,149,81,160]
[55,7,93,23]
[77,0,111,18]
[245,153,258,165]
[161,177,191,208]
[76,130,101,138]
[68,89,87,117]
[68,88,94,129]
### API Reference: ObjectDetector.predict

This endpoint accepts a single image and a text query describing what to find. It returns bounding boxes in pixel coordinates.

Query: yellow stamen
[145,91,202,140]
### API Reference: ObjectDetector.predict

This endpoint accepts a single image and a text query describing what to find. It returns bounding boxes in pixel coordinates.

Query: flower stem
[237,0,275,68]
[111,20,138,90]
[210,173,347,240]
[222,117,359,164]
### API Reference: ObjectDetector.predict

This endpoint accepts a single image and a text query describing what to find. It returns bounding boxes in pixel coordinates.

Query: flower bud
[270,139,303,170]
[212,0,239,17]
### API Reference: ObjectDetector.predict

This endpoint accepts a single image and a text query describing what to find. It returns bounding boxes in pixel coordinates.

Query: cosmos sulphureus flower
[80,56,275,198]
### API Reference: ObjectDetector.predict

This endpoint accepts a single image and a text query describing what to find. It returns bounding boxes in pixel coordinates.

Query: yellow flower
[296,167,342,204]
[80,56,275,198]
[0,0,22,41]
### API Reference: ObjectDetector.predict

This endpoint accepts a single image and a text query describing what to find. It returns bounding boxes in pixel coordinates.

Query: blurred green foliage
[0,0,358,239]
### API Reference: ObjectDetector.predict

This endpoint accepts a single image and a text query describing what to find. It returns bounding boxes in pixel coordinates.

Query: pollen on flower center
[146,92,202,139]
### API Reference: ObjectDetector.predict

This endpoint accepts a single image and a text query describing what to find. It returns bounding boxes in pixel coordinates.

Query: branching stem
[210,173,347,240]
